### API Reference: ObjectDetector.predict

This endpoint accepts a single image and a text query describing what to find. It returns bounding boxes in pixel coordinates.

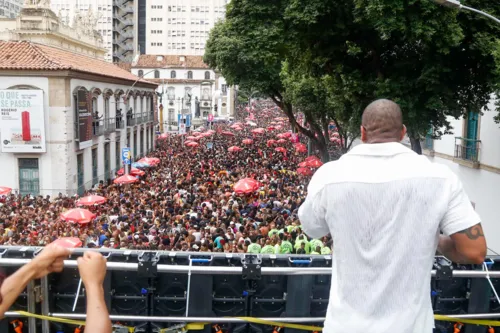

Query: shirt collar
[346,142,415,157]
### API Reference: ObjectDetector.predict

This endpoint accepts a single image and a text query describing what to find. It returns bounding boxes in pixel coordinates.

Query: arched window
[154,70,160,78]
[138,70,144,77]
[170,70,176,79]
[204,71,210,80]
[187,71,193,79]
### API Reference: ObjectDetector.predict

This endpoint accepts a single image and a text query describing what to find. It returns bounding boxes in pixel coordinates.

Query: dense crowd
[0,105,333,255]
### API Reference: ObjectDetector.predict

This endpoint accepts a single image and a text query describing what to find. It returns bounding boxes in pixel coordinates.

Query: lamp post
[432,0,500,24]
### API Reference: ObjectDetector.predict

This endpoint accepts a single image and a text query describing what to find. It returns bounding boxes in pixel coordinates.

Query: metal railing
[116,116,125,129]
[104,117,116,133]
[454,137,481,163]
[92,119,105,136]
[127,115,136,127]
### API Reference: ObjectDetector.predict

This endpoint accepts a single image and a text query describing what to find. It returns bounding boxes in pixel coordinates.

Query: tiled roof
[115,62,132,72]
[145,78,213,84]
[134,54,209,69]
[0,41,156,87]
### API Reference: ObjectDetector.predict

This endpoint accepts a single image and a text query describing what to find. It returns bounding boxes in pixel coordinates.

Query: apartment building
[0,0,22,18]
[51,0,114,62]
[144,0,229,56]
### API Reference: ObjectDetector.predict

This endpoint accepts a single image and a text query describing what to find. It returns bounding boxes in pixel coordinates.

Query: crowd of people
[0,104,333,255]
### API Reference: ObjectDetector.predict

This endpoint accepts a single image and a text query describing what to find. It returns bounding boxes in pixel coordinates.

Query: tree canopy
[205,0,500,158]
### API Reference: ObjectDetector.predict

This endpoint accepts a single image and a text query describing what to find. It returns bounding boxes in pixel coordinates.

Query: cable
[488,247,500,256]
[483,261,500,305]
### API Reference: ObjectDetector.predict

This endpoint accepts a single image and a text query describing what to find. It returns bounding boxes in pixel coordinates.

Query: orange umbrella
[297,168,313,176]
[61,208,96,224]
[228,146,242,152]
[0,186,12,196]
[76,195,107,206]
[242,139,254,145]
[233,178,260,195]
[114,174,139,184]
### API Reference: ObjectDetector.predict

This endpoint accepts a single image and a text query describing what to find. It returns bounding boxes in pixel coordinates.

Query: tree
[204,0,336,161]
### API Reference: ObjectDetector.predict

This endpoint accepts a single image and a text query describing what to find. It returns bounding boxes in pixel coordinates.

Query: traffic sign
[179,123,186,134]
[122,147,131,165]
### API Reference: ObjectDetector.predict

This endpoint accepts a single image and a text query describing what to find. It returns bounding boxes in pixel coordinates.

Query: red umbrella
[233,178,260,195]
[305,155,320,162]
[298,161,308,168]
[294,143,307,153]
[0,186,12,196]
[275,147,287,154]
[138,157,160,166]
[186,141,199,147]
[281,132,292,138]
[117,167,143,176]
[228,146,242,153]
[114,174,139,184]
[221,131,235,136]
[305,159,323,168]
[267,126,276,131]
[61,208,96,224]
[52,237,82,248]
[277,139,287,144]
[76,195,107,206]
[297,168,313,176]
[157,133,168,140]
[267,139,277,147]
[233,127,243,131]
[251,128,265,135]
[186,136,197,140]
[276,133,286,139]
[242,139,254,145]
[230,124,241,129]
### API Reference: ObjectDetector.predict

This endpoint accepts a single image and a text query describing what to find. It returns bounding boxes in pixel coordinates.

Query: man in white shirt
[298,99,486,333]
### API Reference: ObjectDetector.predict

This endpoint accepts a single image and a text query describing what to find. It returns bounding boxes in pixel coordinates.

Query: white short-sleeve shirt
[298,142,480,333]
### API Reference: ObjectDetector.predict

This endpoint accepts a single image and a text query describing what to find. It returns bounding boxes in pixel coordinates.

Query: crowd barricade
[0,247,498,333]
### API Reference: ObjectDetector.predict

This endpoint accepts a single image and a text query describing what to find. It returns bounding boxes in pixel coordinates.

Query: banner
[0,90,46,153]
[77,89,92,150]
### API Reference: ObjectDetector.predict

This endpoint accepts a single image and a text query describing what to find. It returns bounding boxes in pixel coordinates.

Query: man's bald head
[361,99,405,143]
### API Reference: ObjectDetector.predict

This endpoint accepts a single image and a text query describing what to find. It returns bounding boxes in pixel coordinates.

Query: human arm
[77,251,112,333]
[438,171,486,264]
[0,244,70,318]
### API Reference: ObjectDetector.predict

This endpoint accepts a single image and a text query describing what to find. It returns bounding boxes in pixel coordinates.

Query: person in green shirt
[321,246,332,255]
[247,242,262,254]
[294,235,310,254]
[278,233,293,254]
[268,228,279,238]
[261,241,276,254]
[311,245,322,255]
[309,239,323,251]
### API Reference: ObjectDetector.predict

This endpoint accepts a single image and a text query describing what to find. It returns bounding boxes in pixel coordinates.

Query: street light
[432,0,500,24]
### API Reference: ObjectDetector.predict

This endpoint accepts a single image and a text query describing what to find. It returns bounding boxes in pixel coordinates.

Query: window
[221,84,227,95]
[154,70,160,78]
[187,71,193,79]
[170,70,176,79]
[167,87,175,100]
[138,70,143,77]
[204,71,211,80]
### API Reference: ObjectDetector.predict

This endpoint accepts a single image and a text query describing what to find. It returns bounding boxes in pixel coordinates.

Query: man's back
[298,142,480,333]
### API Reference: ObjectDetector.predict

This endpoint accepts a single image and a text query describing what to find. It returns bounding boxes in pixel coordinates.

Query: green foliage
[205,0,500,155]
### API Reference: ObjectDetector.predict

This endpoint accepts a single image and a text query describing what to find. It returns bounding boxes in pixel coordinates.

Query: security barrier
[0,247,498,333]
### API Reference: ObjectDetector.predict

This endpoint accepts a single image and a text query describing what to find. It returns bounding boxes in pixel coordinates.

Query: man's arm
[438,223,486,264]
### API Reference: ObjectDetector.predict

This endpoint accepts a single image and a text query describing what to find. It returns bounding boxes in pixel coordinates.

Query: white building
[145,0,229,56]
[50,0,114,62]
[0,4,157,197]
[131,54,235,130]
[0,0,23,18]
[422,97,500,253]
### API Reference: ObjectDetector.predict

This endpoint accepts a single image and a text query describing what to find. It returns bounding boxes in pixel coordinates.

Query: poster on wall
[0,90,46,153]
[77,89,93,150]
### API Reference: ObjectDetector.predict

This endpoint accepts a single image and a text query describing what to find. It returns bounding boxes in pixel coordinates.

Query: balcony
[116,115,125,130]
[453,137,481,169]
[127,115,136,127]
[104,118,116,134]
[92,119,105,136]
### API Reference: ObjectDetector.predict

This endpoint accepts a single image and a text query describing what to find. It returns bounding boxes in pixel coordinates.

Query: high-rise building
[50,0,114,62]
[0,0,23,18]
[143,0,229,56]
[114,0,136,63]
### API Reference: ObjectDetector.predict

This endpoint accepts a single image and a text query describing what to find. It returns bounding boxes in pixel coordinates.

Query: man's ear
[401,125,407,141]
[360,126,367,143]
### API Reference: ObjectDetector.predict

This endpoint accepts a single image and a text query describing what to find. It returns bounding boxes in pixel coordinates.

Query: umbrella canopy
[251,128,265,134]
[267,139,277,147]
[157,133,168,140]
[76,195,107,206]
[233,127,243,131]
[61,208,96,224]
[52,237,83,248]
[305,155,320,162]
[186,141,199,147]
[114,174,139,185]
[138,157,160,166]
[246,121,257,127]
[186,136,197,140]
[0,186,12,196]
[297,167,313,176]
[267,126,276,131]
[221,131,235,136]
[298,161,308,168]
[117,167,143,176]
[280,132,292,138]
[294,143,307,153]
[228,146,242,153]
[132,162,149,169]
[230,124,241,129]
[305,159,323,168]
[233,178,260,195]
[242,139,254,145]
[275,147,287,154]
[277,139,287,144]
